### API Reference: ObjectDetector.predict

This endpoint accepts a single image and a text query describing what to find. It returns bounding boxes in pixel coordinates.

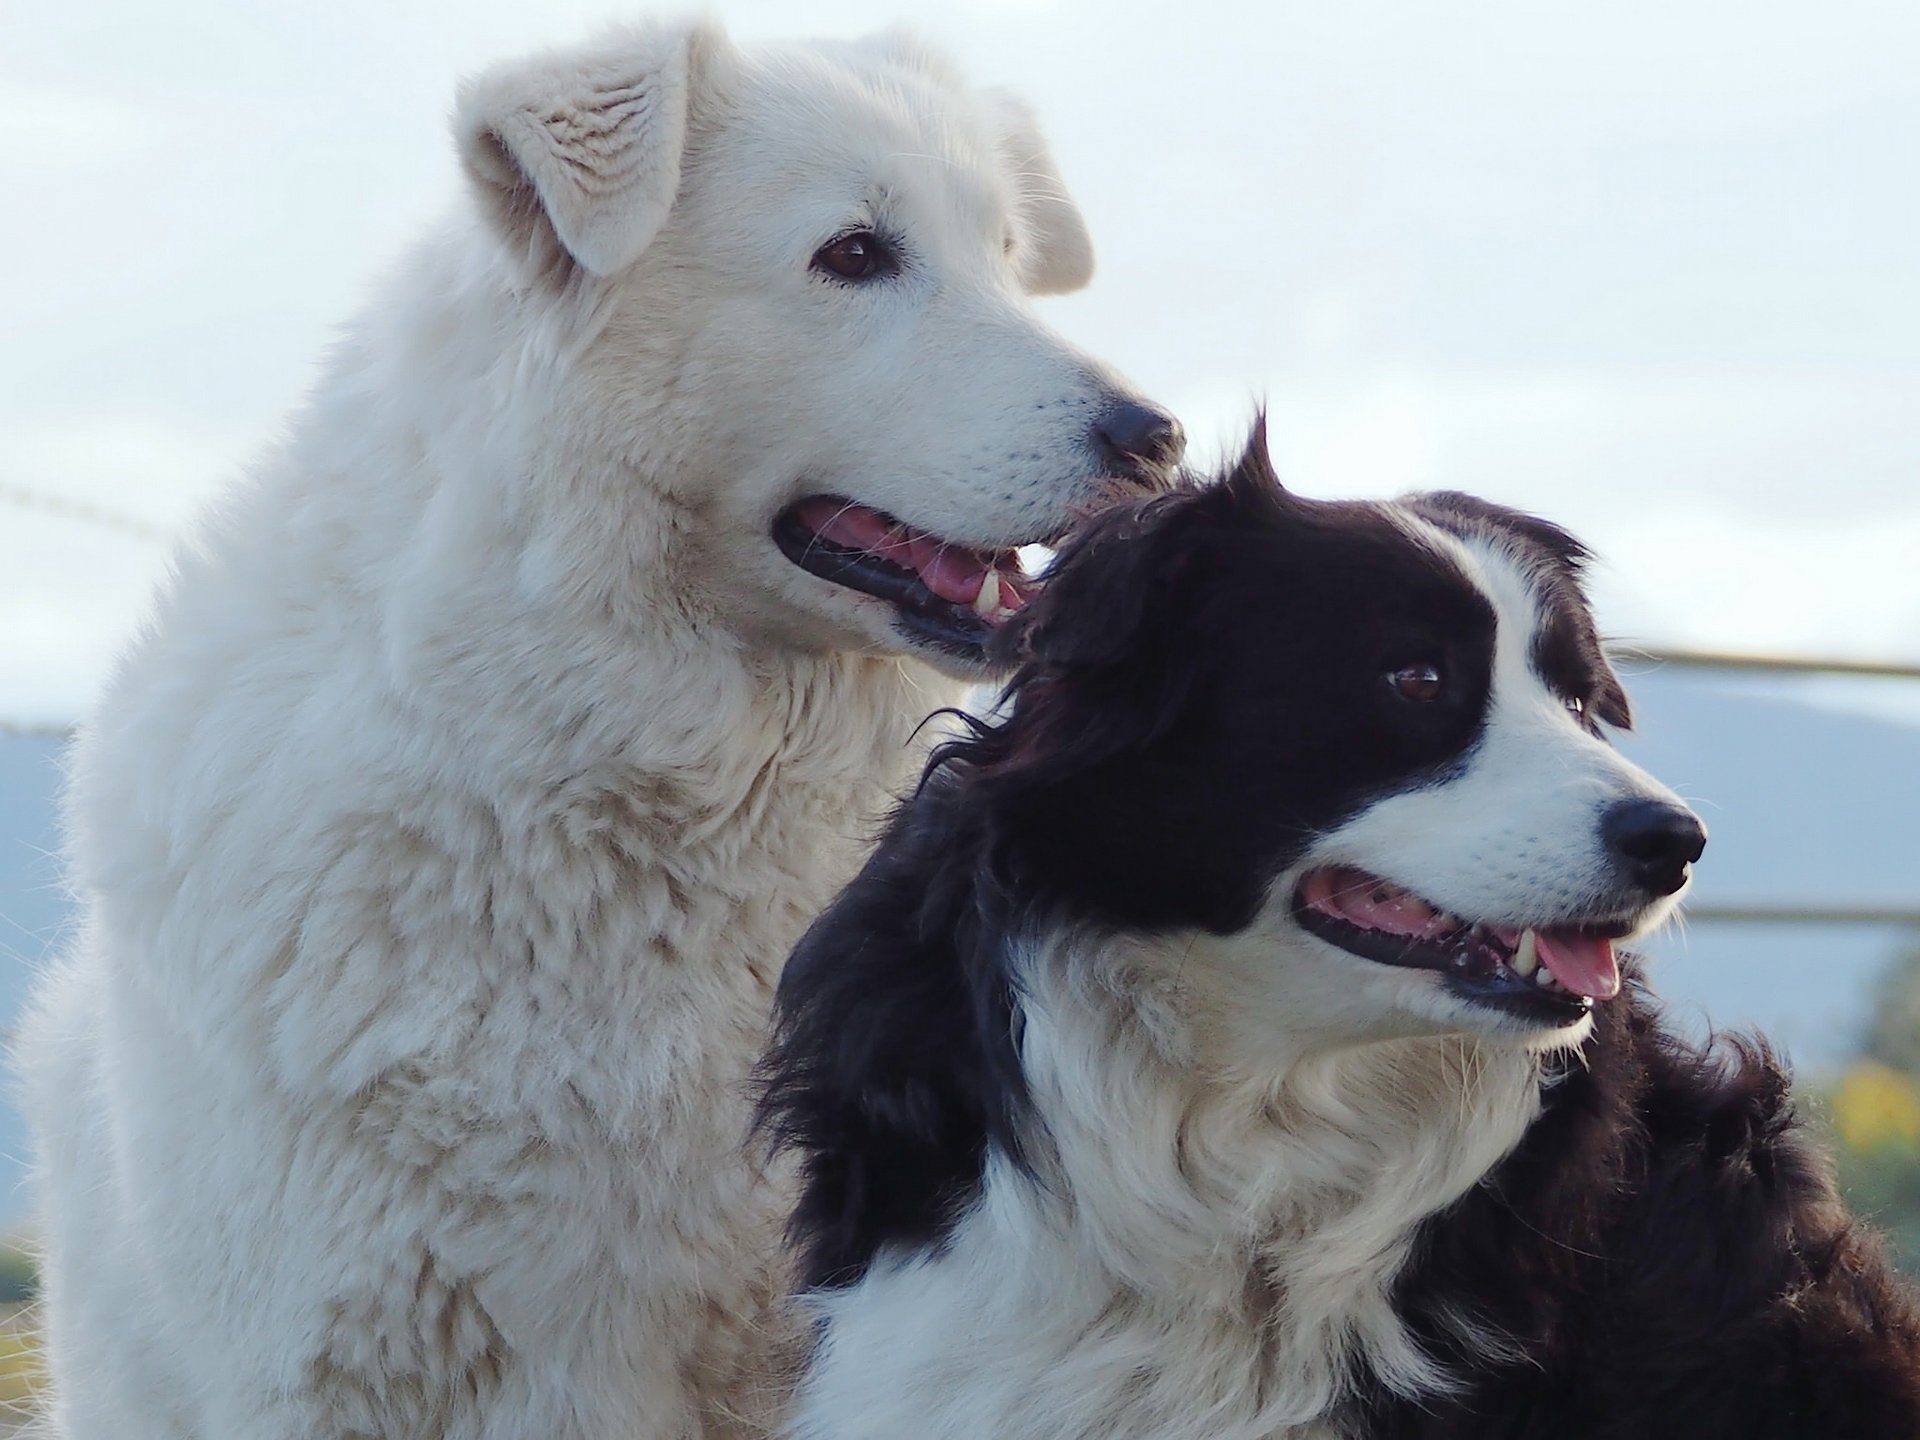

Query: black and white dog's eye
[1389,663,1445,703]
[812,231,895,282]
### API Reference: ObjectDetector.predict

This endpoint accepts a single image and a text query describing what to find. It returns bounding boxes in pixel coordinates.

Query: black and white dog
[759,431,1920,1439]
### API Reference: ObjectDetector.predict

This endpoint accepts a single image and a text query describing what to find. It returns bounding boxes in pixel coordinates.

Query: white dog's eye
[812,230,897,282]
[1389,663,1444,703]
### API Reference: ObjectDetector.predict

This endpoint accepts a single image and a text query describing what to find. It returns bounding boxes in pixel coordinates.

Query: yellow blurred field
[0,1305,40,1433]
[0,1323,38,1394]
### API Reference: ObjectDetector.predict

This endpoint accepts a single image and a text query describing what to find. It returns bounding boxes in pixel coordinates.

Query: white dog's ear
[456,22,725,281]
[988,91,1096,297]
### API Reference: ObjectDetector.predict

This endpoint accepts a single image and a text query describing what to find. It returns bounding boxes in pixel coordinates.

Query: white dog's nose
[1093,401,1185,487]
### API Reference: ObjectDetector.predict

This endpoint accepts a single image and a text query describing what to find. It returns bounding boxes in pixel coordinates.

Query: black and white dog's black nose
[1604,799,1708,897]
[1092,400,1185,488]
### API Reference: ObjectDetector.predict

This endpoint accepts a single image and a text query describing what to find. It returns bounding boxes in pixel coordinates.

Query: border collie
[760,430,1920,1439]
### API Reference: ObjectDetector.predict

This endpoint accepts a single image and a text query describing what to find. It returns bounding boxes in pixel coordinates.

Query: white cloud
[0,85,168,172]
[1590,504,1920,662]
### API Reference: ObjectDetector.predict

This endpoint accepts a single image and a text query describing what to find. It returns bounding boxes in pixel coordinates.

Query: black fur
[759,429,1920,1432]
[1353,978,1920,1437]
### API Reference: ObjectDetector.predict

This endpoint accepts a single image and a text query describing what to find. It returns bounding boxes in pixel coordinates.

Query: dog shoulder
[1373,986,1920,1438]
[1616,1017,1920,1433]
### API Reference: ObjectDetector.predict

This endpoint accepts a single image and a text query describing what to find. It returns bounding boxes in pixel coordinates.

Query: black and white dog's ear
[456,22,729,283]
[1417,490,1594,573]
[960,422,1299,932]
[1215,416,1292,516]
[997,421,1283,680]
[759,812,1025,1292]
[985,91,1095,296]
[997,494,1192,677]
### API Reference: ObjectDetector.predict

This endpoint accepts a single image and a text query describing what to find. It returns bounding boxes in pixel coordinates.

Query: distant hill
[0,737,66,959]
[1621,670,1920,911]
[1616,669,1920,1066]
[1,674,1915,1220]
[0,733,68,1221]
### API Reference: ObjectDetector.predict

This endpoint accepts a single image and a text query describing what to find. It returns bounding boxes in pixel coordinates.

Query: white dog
[18,19,1180,1438]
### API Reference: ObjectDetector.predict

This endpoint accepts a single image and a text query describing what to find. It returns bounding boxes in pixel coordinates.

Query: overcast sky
[4,0,1918,726]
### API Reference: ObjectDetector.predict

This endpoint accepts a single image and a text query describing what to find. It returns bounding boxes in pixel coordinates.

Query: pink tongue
[1535,930,1621,1000]
[793,500,1026,609]
[798,500,908,558]
[906,533,994,606]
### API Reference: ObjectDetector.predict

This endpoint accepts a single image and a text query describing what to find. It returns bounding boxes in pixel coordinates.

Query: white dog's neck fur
[801,929,1547,1440]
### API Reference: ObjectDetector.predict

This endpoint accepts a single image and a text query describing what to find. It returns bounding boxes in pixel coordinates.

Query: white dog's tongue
[795,499,1028,612]
[907,535,997,606]
[1534,929,1621,1000]
[800,500,904,557]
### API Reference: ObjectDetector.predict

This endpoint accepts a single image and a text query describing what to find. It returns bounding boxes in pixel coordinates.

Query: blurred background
[2,0,1918,1410]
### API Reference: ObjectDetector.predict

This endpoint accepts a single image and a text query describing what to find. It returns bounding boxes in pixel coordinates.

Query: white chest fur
[790,940,1543,1440]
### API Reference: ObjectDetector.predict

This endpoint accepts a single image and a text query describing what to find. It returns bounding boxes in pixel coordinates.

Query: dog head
[455,23,1181,676]
[963,425,1703,1052]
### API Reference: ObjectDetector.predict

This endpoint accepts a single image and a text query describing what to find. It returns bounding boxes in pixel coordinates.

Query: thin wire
[0,483,169,543]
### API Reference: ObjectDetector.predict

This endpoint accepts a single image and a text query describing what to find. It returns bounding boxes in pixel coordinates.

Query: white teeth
[1511,928,1539,978]
[973,567,1001,618]
[1535,966,1558,989]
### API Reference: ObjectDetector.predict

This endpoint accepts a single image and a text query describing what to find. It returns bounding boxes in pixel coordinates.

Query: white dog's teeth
[1535,966,1556,989]
[973,568,1001,618]
[1511,928,1539,978]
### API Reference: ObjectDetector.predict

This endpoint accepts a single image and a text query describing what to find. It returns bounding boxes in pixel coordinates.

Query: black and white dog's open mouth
[775,496,1039,655]
[1293,865,1626,1021]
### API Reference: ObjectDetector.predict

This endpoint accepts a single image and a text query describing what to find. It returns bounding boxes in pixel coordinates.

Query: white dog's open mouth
[775,496,1039,657]
[1293,865,1629,1022]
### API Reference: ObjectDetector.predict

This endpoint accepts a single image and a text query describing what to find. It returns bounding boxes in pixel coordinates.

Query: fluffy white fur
[787,524,1695,1440]
[17,20,1159,1438]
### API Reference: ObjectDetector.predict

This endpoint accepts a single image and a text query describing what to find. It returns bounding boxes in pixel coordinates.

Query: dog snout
[1091,400,1185,489]
[1602,798,1707,898]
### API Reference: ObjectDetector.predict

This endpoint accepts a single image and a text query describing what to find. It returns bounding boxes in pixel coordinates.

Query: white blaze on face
[1315,520,1690,936]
